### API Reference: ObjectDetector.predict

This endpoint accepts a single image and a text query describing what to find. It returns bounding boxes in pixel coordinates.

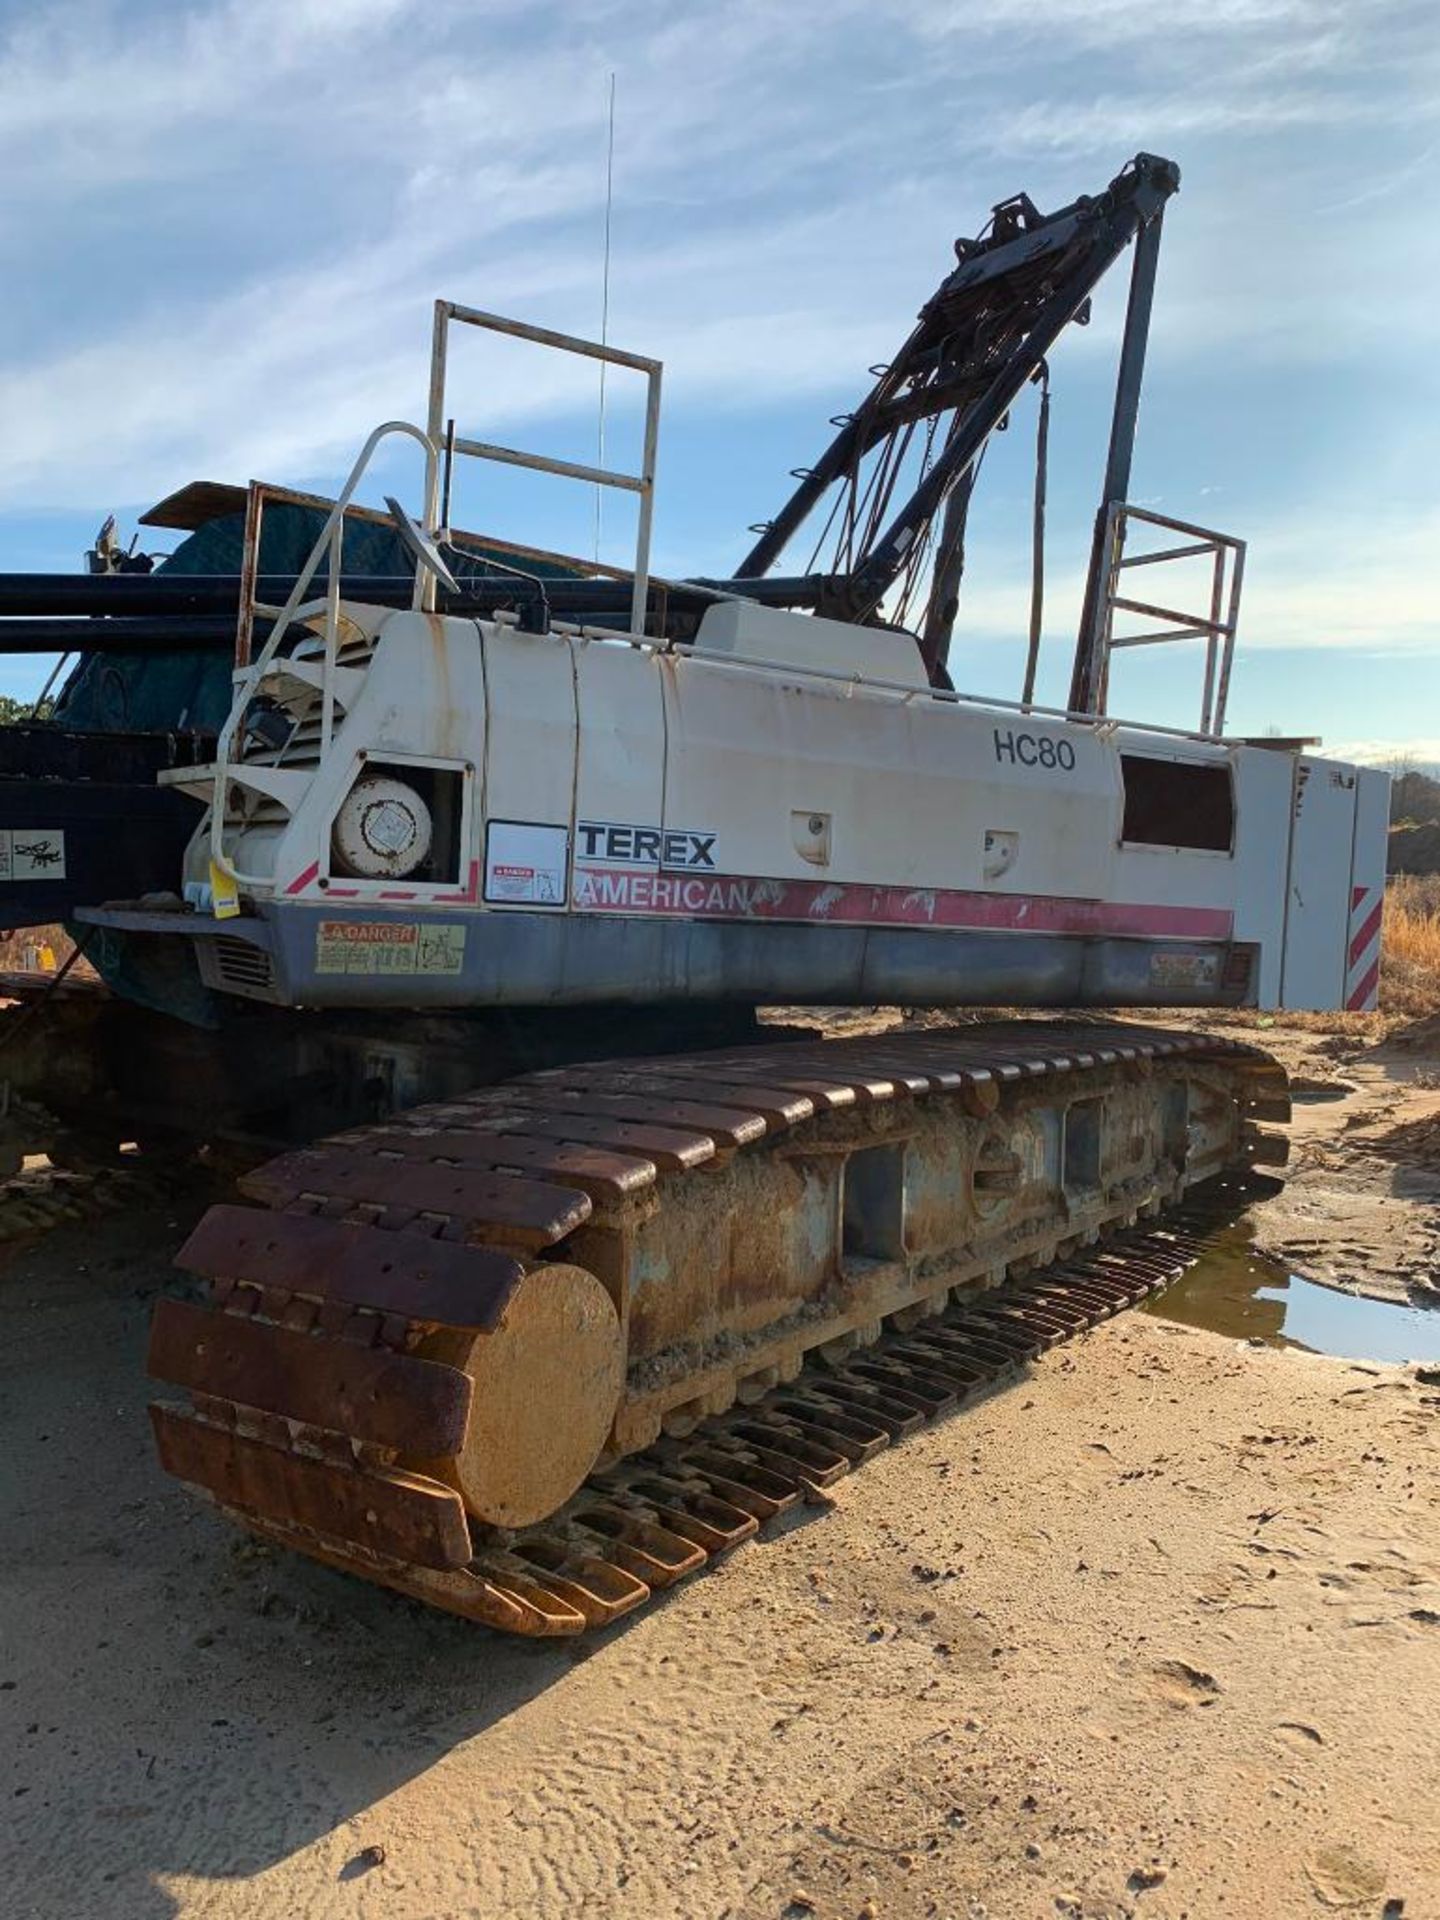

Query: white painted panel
[1230,746,1293,1008]
[661,655,1119,899]
[1280,757,1359,1009]
[243,609,488,892]
[1106,726,1239,918]
[979,721,1120,902]
[1109,844,1235,914]
[363,613,487,765]
[694,601,930,687]
[572,640,668,889]
[480,626,577,909]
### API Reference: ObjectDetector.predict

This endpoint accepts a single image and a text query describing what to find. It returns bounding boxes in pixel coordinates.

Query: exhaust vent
[199,936,278,1002]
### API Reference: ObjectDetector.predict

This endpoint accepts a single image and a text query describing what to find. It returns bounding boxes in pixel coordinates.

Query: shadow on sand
[0,1201,829,1918]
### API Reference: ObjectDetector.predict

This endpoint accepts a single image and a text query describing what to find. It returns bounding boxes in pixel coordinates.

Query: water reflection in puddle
[1142,1226,1440,1365]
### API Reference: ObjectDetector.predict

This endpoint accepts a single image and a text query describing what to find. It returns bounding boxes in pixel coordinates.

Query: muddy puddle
[1143,1227,1440,1365]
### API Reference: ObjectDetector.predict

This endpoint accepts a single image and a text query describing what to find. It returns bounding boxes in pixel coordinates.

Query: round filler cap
[331,774,433,879]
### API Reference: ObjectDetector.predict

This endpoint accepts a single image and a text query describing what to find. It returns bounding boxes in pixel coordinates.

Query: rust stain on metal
[179,1204,524,1329]
[244,1151,593,1248]
[149,1022,1286,1637]
[149,1296,473,1454]
[354,1127,659,1202]
[150,1403,473,1569]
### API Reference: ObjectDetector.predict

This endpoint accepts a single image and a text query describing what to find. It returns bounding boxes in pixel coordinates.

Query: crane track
[148,1020,1290,1637]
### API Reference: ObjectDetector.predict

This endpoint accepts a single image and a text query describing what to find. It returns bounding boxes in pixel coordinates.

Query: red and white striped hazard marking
[1345,882,1383,1011]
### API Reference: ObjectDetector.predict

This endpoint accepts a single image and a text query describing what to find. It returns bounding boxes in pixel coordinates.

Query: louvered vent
[198,937,278,1001]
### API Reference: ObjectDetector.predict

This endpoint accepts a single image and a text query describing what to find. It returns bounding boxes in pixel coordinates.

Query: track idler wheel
[418,1263,623,1529]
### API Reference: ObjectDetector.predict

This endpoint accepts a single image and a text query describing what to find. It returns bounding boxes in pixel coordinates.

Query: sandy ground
[1,1025,1437,1920]
[1172,1015,1440,1308]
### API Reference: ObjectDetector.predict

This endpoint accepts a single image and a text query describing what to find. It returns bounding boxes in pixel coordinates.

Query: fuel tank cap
[331,773,433,879]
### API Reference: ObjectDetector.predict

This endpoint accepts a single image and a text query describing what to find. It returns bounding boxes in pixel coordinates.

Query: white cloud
[1331,741,1440,770]
[0,0,1435,678]
[1227,509,1440,656]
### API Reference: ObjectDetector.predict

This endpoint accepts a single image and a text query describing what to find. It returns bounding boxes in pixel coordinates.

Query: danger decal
[1148,950,1221,989]
[484,821,568,905]
[315,920,466,976]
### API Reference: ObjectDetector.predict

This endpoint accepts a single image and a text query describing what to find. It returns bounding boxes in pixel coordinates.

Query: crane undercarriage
[148,1021,1287,1633]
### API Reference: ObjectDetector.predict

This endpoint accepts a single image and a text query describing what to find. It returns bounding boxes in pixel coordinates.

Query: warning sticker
[0,830,66,882]
[1149,950,1220,989]
[316,920,467,976]
[416,924,467,974]
[484,820,568,905]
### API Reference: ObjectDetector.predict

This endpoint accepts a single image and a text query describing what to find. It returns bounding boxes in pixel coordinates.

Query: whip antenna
[595,71,616,562]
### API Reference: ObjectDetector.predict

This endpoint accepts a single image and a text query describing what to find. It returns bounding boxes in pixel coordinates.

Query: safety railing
[426,300,662,640]
[1092,503,1246,734]
[670,637,1231,745]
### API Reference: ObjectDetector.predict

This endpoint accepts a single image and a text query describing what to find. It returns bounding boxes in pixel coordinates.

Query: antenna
[594,71,616,563]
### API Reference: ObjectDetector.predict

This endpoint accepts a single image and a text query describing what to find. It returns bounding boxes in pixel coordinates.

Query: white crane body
[120,598,1384,1021]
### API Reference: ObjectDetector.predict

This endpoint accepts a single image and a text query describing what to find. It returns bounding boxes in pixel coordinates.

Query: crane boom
[735,152,1179,668]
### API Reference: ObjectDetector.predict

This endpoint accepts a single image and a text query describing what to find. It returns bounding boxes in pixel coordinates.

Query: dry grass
[1207,874,1440,1039]
[1382,874,1440,1021]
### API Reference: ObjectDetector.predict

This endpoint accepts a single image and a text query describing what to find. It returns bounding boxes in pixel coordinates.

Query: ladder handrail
[210,420,439,890]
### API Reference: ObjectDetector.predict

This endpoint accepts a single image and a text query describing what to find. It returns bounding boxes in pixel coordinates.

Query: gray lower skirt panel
[98,903,1252,1010]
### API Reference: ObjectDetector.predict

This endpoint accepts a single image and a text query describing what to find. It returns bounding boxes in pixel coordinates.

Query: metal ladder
[166,303,664,897]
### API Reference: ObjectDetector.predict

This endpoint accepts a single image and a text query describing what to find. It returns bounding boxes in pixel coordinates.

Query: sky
[1,0,1436,760]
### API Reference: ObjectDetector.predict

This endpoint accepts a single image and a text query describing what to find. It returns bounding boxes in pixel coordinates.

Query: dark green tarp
[53,503,582,734]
